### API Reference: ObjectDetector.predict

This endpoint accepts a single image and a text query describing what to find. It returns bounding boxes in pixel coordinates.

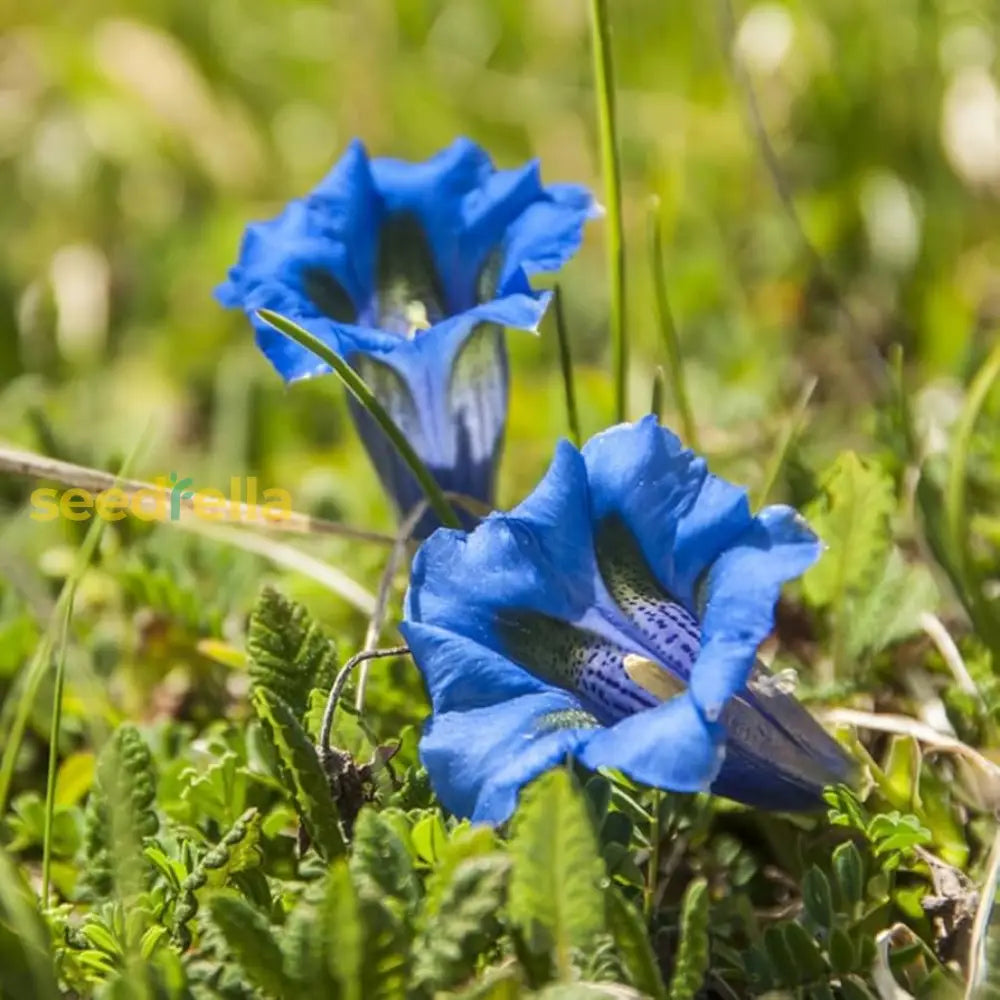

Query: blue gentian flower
[401,417,854,824]
[216,138,598,535]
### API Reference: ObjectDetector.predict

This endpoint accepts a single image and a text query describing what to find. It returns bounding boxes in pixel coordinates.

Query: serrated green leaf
[845,549,938,658]
[508,769,605,980]
[668,877,709,1000]
[802,866,835,930]
[246,586,338,719]
[324,860,363,1000]
[209,893,288,998]
[605,885,666,999]
[421,823,498,924]
[350,808,418,908]
[414,853,510,991]
[803,452,895,609]
[250,686,345,860]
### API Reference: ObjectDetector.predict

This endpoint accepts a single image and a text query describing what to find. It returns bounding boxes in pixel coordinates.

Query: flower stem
[588,0,627,423]
[551,285,581,447]
[258,309,461,530]
[648,200,698,448]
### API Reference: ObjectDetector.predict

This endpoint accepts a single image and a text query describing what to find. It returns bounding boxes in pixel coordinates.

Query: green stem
[258,309,461,530]
[650,366,665,421]
[41,602,73,909]
[648,201,698,448]
[945,337,1000,656]
[551,285,581,447]
[588,0,627,423]
[644,788,662,922]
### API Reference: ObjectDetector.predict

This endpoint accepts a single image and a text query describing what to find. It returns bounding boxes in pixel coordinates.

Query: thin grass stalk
[648,200,698,448]
[587,0,627,423]
[40,601,73,908]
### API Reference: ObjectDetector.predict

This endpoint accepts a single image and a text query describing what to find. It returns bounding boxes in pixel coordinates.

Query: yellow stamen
[623,654,686,701]
[405,300,431,337]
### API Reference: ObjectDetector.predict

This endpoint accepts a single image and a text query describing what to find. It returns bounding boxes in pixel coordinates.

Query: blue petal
[690,505,823,720]
[712,688,855,809]
[578,692,724,791]
[419,690,599,823]
[401,621,552,715]
[498,182,601,295]
[405,439,597,637]
[582,416,706,605]
[217,140,379,316]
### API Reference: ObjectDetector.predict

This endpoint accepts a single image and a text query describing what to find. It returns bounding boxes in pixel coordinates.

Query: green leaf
[81,723,159,899]
[803,451,895,609]
[324,860,363,1000]
[0,849,59,1000]
[246,586,338,720]
[250,686,345,860]
[802,866,835,930]
[414,853,510,991]
[882,735,921,811]
[420,823,499,923]
[831,842,865,908]
[350,808,418,908]
[605,885,666,999]
[668,877,709,1000]
[209,893,289,998]
[845,549,938,658]
[173,808,264,942]
[782,922,826,982]
[508,769,606,980]
[828,926,856,975]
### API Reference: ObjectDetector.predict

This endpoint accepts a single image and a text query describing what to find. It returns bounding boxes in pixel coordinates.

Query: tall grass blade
[587,0,627,423]
[648,199,698,448]
[945,337,1000,658]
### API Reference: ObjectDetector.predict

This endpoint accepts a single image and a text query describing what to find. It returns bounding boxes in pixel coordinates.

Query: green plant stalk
[650,366,665,421]
[552,285,581,447]
[644,788,661,922]
[944,337,1000,657]
[648,202,698,447]
[257,309,461,530]
[41,601,73,909]
[588,0,627,423]
[754,376,817,508]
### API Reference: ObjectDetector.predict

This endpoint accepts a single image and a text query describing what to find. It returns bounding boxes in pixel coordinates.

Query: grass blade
[587,0,627,423]
[257,309,460,530]
[551,284,581,447]
[945,337,1000,657]
[648,199,698,448]
[40,601,72,908]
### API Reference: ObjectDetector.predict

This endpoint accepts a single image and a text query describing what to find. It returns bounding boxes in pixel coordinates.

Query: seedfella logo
[30,474,292,524]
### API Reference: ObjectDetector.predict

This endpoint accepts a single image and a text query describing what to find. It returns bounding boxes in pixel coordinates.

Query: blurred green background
[1,0,998,676]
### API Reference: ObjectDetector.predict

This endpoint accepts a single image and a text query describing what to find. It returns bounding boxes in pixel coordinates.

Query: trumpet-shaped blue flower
[402,417,854,824]
[216,139,597,534]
